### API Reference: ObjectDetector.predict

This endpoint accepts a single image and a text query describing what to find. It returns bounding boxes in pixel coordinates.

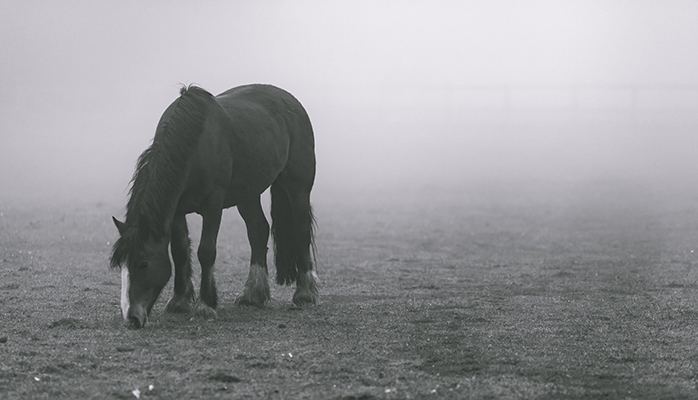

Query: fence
[329,84,698,126]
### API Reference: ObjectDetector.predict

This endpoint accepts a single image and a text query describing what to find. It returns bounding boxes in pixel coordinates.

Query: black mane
[110,85,214,269]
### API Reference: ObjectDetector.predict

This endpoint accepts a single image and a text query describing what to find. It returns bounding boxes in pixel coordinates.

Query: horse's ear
[112,217,127,235]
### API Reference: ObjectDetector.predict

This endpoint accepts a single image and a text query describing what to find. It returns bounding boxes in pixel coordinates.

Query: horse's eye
[138,261,149,270]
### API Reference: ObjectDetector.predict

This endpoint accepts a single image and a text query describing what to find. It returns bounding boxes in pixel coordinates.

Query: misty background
[1,1,697,206]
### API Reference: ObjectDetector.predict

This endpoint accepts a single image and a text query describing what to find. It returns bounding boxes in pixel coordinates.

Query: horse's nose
[127,316,143,329]
[126,305,147,329]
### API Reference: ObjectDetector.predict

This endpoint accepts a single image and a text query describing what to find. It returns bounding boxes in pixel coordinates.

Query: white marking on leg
[293,269,319,306]
[299,269,320,287]
[309,269,320,285]
[237,263,270,305]
[121,267,130,321]
[247,263,268,287]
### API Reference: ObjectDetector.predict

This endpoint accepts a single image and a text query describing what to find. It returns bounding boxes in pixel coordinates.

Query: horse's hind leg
[271,180,318,306]
[289,189,318,306]
[165,213,195,313]
[235,196,271,306]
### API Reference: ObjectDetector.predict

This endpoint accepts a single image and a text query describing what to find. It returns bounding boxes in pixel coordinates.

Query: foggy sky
[1,1,697,203]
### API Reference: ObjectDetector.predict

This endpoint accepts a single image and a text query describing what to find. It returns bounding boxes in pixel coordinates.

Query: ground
[2,178,698,399]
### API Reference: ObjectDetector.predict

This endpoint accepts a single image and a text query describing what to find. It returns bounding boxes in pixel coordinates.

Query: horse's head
[112,216,171,329]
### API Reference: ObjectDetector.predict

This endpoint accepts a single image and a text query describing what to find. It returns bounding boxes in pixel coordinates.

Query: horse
[110,84,318,329]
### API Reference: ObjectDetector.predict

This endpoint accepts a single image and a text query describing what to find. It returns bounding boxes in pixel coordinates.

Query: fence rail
[327,84,698,125]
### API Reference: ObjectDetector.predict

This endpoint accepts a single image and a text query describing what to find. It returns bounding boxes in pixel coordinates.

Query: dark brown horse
[110,84,317,329]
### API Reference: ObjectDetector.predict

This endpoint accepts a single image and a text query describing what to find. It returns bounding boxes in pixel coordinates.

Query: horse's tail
[270,181,316,285]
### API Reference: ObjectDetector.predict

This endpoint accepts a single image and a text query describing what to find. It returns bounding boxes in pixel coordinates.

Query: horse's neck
[150,195,179,240]
[130,189,181,242]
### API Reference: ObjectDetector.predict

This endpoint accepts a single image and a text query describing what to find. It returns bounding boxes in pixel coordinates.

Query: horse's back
[205,84,314,205]
[214,83,314,166]
[216,84,303,109]
[217,84,311,133]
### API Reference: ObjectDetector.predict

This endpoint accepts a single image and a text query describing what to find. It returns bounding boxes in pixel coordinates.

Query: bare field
[2,179,698,399]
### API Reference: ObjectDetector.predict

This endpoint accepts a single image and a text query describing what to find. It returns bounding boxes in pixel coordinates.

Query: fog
[1,1,697,205]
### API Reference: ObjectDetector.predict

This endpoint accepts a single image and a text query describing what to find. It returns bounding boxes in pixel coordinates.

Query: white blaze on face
[121,267,130,321]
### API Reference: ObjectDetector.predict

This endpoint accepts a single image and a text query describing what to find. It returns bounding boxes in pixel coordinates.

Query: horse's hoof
[165,296,194,313]
[292,291,318,307]
[293,270,319,307]
[235,297,266,307]
[236,264,270,307]
[235,290,270,307]
[193,302,218,320]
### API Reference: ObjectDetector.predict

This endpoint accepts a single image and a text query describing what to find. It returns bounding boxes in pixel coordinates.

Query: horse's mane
[110,85,213,269]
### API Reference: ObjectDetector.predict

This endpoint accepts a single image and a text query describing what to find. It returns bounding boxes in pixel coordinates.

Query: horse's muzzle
[126,304,147,329]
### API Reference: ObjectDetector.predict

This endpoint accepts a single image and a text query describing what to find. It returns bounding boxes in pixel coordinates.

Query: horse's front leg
[165,213,194,313]
[195,206,223,318]
[165,214,195,313]
[235,197,271,306]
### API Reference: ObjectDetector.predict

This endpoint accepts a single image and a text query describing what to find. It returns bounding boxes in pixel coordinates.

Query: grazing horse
[110,84,317,329]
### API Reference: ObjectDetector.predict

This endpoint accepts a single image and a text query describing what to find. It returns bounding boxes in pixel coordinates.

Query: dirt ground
[2,178,698,399]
